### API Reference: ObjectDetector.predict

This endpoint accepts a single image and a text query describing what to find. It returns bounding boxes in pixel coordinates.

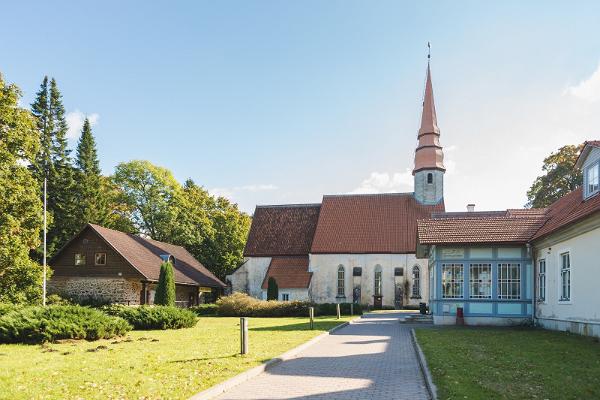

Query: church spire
[413,45,445,205]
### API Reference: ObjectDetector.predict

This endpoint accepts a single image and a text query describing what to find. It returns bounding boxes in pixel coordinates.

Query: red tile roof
[532,188,600,240]
[88,224,225,287]
[244,204,321,257]
[261,256,311,289]
[311,193,444,254]
[418,210,548,245]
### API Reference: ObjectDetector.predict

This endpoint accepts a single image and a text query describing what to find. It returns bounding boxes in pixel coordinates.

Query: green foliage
[45,294,73,306]
[189,304,218,316]
[266,277,279,300]
[0,73,45,304]
[102,305,197,330]
[154,262,176,306]
[526,144,584,208]
[0,303,23,317]
[0,305,131,344]
[30,76,79,256]
[216,293,363,317]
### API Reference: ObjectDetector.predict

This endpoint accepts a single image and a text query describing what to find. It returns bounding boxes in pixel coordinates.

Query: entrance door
[394,283,404,309]
[373,295,383,309]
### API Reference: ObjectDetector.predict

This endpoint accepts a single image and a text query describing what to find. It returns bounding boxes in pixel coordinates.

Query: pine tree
[267,277,278,301]
[30,77,79,256]
[154,261,176,306]
[75,118,105,225]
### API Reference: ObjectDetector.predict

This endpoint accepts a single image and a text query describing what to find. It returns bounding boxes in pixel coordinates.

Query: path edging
[410,328,438,400]
[189,318,356,400]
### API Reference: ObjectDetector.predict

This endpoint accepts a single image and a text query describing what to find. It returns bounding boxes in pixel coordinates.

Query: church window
[374,265,382,296]
[411,266,421,298]
[427,173,433,184]
[337,265,345,297]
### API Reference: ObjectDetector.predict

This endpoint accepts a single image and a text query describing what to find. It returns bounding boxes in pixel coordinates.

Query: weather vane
[427,42,431,60]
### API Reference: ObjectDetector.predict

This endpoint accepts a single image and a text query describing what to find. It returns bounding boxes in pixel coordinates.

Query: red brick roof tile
[261,256,311,289]
[532,188,600,240]
[88,224,225,287]
[244,204,321,257]
[311,193,444,253]
[418,210,548,245]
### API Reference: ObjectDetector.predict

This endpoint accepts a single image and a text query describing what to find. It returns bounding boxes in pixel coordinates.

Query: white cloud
[350,169,413,194]
[65,110,100,139]
[564,62,600,102]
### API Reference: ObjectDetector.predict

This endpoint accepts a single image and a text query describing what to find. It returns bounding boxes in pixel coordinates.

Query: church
[227,62,446,309]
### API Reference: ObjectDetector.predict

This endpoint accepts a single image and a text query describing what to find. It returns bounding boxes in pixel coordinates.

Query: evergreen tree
[75,118,107,225]
[30,77,79,256]
[154,261,176,306]
[0,73,45,304]
[267,277,278,301]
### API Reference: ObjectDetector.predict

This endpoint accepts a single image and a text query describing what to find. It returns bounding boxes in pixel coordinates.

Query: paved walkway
[215,312,430,400]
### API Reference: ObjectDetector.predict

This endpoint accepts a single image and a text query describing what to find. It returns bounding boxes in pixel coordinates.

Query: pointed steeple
[413,58,445,175]
[418,64,440,135]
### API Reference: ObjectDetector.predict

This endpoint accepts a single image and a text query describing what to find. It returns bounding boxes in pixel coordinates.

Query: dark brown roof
[532,188,600,241]
[418,209,549,245]
[244,204,321,257]
[311,193,445,254]
[261,256,312,289]
[88,224,225,287]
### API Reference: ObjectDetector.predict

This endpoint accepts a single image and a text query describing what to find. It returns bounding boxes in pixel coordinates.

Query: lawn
[415,327,600,400]
[0,316,351,400]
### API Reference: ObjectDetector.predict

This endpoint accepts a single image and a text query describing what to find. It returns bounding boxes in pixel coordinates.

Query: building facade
[228,62,446,308]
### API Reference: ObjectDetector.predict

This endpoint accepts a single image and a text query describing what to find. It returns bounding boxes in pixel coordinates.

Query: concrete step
[401,315,433,324]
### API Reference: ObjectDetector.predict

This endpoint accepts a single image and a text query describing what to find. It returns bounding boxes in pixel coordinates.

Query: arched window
[337,265,345,297]
[427,173,433,184]
[412,265,421,298]
[374,265,382,296]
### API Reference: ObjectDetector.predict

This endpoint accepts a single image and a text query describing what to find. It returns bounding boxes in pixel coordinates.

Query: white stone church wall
[226,257,271,299]
[308,254,429,308]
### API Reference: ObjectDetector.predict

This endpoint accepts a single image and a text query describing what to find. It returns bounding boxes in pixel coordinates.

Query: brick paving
[215,312,430,400]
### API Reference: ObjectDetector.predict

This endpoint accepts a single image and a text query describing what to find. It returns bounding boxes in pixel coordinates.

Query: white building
[228,63,447,308]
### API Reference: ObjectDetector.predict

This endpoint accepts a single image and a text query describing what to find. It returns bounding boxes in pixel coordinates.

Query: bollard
[336,303,341,320]
[240,317,248,354]
[350,303,354,316]
[309,307,314,330]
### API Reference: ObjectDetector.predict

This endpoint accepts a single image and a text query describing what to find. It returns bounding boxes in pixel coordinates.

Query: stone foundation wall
[48,277,142,305]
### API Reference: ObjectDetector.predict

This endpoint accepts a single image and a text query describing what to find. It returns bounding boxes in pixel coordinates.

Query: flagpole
[42,177,47,306]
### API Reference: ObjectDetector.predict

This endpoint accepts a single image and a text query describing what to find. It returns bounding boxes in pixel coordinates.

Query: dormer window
[585,162,599,198]
[427,173,433,184]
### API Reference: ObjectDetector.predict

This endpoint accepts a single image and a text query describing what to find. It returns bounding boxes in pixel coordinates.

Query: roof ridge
[255,203,321,209]
[323,192,415,198]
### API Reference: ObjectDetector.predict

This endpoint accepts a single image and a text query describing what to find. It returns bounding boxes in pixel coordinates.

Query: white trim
[584,161,600,199]
[557,248,572,304]
[537,258,546,304]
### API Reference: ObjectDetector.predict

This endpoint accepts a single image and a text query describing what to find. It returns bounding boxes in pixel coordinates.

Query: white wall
[309,253,429,307]
[226,257,271,299]
[261,288,309,301]
[535,223,600,326]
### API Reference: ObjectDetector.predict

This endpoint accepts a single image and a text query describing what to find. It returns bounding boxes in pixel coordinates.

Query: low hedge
[0,303,23,317]
[216,293,363,317]
[189,304,218,316]
[102,305,197,330]
[0,305,131,344]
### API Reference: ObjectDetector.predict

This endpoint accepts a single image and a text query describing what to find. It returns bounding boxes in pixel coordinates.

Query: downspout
[527,242,535,325]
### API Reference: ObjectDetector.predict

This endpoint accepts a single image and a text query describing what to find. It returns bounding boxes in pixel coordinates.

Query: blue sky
[2,1,600,212]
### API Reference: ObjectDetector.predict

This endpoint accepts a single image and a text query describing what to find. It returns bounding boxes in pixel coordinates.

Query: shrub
[155,262,176,306]
[45,294,73,306]
[266,277,278,301]
[216,293,364,317]
[102,305,197,330]
[0,305,131,344]
[0,303,22,317]
[189,304,218,316]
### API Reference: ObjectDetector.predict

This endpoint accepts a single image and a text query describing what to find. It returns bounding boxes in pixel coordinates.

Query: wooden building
[49,224,225,306]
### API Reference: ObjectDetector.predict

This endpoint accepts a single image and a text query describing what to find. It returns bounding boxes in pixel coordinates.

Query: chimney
[467,204,475,212]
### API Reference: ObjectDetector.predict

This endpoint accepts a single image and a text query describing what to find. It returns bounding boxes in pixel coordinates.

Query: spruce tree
[75,118,106,225]
[154,261,176,306]
[267,277,278,301]
[30,77,79,256]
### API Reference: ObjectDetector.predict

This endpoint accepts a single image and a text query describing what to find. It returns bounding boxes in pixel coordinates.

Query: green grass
[415,327,600,400]
[0,316,351,400]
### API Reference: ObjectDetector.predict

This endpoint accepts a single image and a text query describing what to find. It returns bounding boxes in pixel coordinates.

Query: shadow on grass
[168,353,238,363]
[249,321,345,332]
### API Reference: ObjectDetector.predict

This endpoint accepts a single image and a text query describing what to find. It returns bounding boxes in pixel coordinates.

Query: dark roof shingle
[311,193,444,253]
[89,224,225,287]
[261,256,312,289]
[244,204,321,257]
